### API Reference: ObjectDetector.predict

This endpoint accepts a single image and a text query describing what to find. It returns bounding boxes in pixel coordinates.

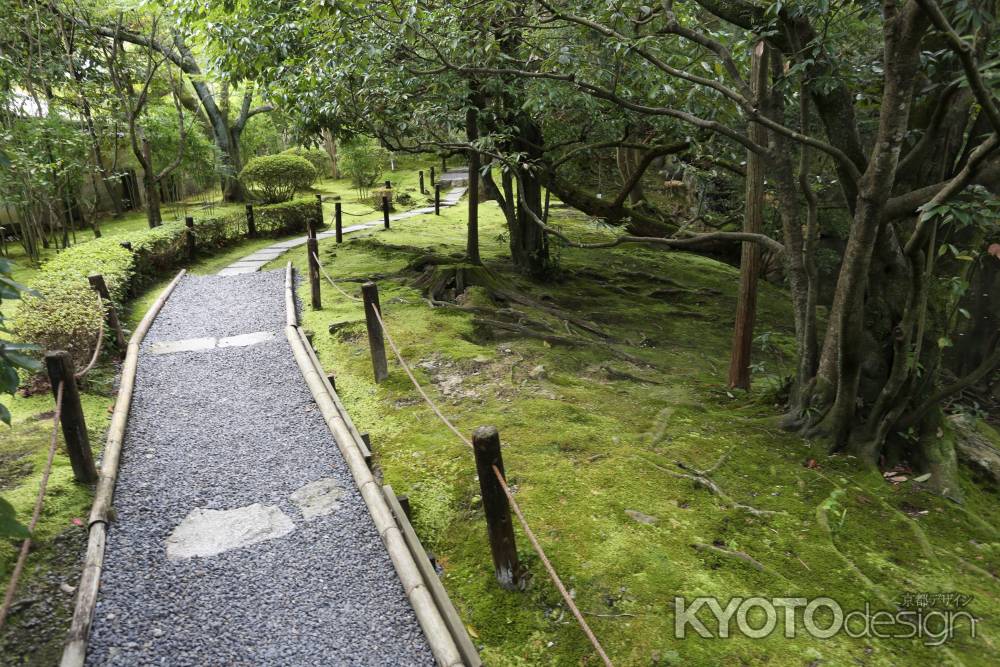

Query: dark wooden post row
[361,281,389,383]
[434,184,441,216]
[418,170,425,194]
[307,223,321,310]
[245,203,256,237]
[382,196,390,230]
[185,216,195,260]
[335,202,343,243]
[45,352,98,484]
[88,274,126,353]
[472,426,521,590]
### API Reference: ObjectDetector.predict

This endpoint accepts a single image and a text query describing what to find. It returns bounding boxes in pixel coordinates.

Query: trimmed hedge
[13,198,322,367]
[281,147,332,177]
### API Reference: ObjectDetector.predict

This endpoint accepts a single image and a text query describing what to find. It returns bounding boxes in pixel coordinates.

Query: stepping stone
[166,504,296,560]
[242,250,286,261]
[290,478,344,520]
[148,337,217,355]
[218,268,256,276]
[225,260,268,270]
[218,331,276,348]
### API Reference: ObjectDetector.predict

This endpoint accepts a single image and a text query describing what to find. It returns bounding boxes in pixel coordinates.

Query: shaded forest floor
[286,199,1000,666]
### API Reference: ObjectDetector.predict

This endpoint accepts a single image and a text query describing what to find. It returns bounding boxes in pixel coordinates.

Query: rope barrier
[315,254,614,666]
[313,252,362,303]
[0,381,65,631]
[74,295,107,380]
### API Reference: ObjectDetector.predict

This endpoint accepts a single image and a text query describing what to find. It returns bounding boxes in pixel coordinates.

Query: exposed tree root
[473,318,582,347]
[637,455,781,517]
[600,363,663,385]
[690,543,789,581]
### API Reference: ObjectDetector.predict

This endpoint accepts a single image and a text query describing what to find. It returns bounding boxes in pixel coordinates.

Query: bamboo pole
[62,269,185,667]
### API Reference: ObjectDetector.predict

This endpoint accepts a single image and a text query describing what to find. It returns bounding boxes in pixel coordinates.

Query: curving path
[85,270,436,666]
[219,177,468,277]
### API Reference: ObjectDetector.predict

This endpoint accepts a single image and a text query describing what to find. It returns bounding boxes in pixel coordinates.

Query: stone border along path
[84,270,439,666]
[218,173,469,276]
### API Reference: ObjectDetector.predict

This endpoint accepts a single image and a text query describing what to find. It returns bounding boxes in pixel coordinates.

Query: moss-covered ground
[277,197,1000,666]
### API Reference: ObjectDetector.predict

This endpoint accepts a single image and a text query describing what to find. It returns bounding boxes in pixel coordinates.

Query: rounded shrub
[239,154,317,204]
[281,147,332,177]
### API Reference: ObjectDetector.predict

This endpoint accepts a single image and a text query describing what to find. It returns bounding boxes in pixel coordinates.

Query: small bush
[13,239,133,368]
[282,147,332,177]
[240,154,317,204]
[395,191,414,207]
[368,187,394,211]
[338,138,388,199]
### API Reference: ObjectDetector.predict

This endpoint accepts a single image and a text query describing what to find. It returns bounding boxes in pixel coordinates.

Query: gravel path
[86,270,435,666]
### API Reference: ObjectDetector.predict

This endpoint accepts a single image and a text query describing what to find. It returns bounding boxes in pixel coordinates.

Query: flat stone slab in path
[86,270,435,666]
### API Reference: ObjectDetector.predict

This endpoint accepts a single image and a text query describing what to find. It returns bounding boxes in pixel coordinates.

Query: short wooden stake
[307,238,322,310]
[430,165,435,186]
[441,155,447,172]
[418,170,425,194]
[472,425,521,590]
[382,196,390,229]
[360,432,373,468]
[45,352,97,484]
[398,494,413,521]
[361,282,389,383]
[384,179,392,189]
[88,274,126,353]
[246,203,256,237]
[434,184,441,215]
[315,193,323,222]
[335,202,343,243]
[185,216,195,260]
[326,372,337,391]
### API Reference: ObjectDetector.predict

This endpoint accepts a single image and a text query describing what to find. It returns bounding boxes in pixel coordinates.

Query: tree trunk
[728,43,768,390]
[322,128,340,179]
[142,139,162,228]
[466,104,482,265]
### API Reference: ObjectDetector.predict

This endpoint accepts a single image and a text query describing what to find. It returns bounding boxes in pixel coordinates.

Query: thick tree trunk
[322,128,340,179]
[466,104,482,265]
[142,139,162,228]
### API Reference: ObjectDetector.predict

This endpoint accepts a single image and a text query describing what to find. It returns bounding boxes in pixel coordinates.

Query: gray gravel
[143,272,287,343]
[86,270,434,666]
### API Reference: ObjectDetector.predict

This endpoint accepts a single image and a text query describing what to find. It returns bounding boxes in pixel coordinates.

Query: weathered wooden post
[441,155,447,172]
[88,274,126,352]
[246,203,256,237]
[45,352,97,484]
[335,202,343,243]
[397,494,413,521]
[430,165,435,187]
[384,179,392,189]
[434,184,441,216]
[315,193,323,222]
[361,282,389,383]
[382,196,390,229]
[472,426,521,590]
[185,216,195,260]
[307,223,321,310]
[418,170,425,194]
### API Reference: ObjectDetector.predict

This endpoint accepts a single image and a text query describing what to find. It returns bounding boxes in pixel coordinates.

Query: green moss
[292,194,1000,666]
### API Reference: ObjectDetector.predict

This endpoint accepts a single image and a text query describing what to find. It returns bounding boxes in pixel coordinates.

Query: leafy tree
[337,139,388,199]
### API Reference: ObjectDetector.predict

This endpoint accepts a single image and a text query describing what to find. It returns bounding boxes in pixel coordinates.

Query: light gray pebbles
[85,271,435,666]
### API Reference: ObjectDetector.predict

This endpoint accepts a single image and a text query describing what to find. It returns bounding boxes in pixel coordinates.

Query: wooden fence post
[185,216,195,260]
[434,184,441,216]
[335,202,343,243]
[315,193,323,222]
[385,179,392,189]
[45,352,97,484]
[246,203,256,237]
[307,225,321,310]
[419,170,425,194]
[361,282,389,383]
[430,165,435,187]
[441,155,447,172]
[472,426,521,590]
[382,196,390,229]
[88,274,126,353]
